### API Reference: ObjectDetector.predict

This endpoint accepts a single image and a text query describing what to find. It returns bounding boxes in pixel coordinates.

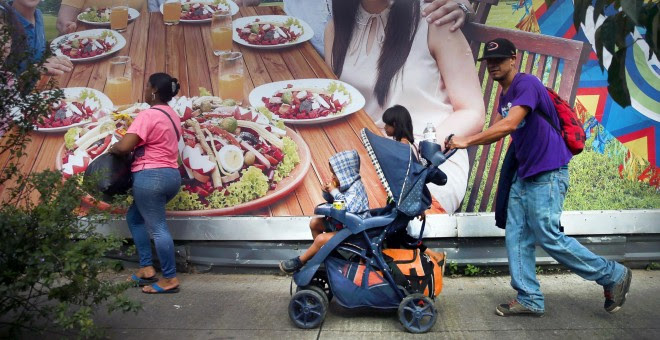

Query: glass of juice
[110,0,129,32]
[211,10,232,56]
[218,52,244,105]
[163,0,182,26]
[105,56,133,108]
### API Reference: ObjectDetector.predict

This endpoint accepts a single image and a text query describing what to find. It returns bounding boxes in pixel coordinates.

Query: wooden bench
[458,23,591,213]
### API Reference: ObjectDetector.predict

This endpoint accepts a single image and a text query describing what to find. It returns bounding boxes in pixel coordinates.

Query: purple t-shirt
[498,73,572,179]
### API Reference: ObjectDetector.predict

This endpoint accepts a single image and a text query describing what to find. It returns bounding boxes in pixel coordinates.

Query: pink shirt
[126,105,182,172]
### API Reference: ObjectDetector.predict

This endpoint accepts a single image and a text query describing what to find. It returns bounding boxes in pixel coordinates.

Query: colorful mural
[514,0,659,187]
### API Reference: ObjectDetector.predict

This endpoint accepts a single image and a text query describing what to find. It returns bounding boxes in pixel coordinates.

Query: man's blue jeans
[127,168,181,279]
[506,166,626,312]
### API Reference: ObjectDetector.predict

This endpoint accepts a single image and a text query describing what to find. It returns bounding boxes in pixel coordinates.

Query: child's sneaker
[279,257,303,274]
[495,300,544,317]
[604,267,632,313]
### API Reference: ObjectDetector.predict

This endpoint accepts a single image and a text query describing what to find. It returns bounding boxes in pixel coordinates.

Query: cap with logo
[478,38,517,61]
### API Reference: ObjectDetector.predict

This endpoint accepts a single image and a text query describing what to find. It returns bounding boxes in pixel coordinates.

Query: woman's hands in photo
[422,0,473,31]
[43,56,73,76]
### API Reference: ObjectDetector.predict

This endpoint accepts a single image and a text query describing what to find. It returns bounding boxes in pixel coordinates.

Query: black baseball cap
[477,38,517,61]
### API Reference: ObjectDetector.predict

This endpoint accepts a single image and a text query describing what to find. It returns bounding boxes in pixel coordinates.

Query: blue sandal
[130,274,159,287]
[142,283,180,294]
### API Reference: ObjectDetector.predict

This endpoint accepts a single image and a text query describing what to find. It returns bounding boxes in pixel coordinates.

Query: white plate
[232,15,314,50]
[35,87,114,133]
[249,79,366,126]
[160,0,239,24]
[77,7,140,26]
[50,29,126,62]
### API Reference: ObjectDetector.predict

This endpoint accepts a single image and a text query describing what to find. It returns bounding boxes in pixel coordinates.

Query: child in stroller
[287,129,454,333]
[280,150,370,274]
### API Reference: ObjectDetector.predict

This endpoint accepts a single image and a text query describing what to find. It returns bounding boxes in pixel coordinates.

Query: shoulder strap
[538,88,561,133]
[151,107,180,140]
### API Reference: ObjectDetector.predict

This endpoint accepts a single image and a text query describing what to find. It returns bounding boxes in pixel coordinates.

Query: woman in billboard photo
[325,0,485,213]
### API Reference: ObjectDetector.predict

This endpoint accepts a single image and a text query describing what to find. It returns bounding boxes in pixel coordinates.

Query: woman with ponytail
[325,0,485,213]
[109,73,183,294]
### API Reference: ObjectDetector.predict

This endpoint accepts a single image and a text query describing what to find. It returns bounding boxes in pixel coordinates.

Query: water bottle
[423,122,436,143]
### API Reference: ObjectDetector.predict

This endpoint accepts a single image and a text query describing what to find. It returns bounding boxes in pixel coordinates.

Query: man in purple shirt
[445,38,631,317]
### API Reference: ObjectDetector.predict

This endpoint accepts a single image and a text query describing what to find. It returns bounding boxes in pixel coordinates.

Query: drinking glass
[105,56,133,107]
[110,0,129,32]
[211,10,232,56]
[163,0,182,25]
[218,52,244,105]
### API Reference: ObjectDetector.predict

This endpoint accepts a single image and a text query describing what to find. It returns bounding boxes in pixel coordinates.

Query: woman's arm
[108,133,140,156]
[56,5,80,35]
[428,22,485,148]
[323,18,335,67]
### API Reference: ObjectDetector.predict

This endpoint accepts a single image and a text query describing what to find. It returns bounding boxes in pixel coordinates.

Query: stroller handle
[419,141,456,168]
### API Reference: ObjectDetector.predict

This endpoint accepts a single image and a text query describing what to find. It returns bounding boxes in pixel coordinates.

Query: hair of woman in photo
[0,2,26,70]
[148,72,181,103]
[382,104,415,144]
[330,0,420,106]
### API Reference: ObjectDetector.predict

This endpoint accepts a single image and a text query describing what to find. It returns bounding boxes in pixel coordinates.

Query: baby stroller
[288,128,455,333]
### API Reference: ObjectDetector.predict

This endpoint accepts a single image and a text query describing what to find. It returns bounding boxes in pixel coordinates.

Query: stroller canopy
[360,129,432,217]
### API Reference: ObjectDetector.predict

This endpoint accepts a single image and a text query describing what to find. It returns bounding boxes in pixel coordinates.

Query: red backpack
[540,87,586,155]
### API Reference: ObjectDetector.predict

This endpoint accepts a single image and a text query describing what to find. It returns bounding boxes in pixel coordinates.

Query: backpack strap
[151,106,180,140]
[538,87,562,134]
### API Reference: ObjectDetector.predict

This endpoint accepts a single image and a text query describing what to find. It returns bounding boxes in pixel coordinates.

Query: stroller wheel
[296,285,329,308]
[297,270,333,303]
[288,289,327,329]
[398,293,437,333]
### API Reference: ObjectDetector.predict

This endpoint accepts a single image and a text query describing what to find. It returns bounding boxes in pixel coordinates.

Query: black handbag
[83,107,180,200]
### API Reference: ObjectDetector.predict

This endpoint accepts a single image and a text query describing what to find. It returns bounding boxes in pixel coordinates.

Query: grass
[43,14,58,41]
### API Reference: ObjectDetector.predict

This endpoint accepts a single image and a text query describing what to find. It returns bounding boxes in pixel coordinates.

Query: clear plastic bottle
[423,122,436,143]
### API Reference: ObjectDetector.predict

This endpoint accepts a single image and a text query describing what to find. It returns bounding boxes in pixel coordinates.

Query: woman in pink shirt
[109,73,183,294]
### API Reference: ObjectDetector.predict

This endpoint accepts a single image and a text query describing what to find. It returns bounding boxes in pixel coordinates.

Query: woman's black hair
[382,105,414,144]
[148,72,180,103]
[0,2,27,70]
[331,0,420,106]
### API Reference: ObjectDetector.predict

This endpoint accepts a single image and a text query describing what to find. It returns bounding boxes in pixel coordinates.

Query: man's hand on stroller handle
[445,133,469,150]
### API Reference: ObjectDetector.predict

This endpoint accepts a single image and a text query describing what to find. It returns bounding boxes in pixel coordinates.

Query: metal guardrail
[101,210,660,269]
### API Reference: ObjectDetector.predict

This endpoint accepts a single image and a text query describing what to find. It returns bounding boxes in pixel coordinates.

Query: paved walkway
[93,269,660,339]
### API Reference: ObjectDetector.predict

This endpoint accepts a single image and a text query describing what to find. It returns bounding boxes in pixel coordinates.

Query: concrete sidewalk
[97,270,659,339]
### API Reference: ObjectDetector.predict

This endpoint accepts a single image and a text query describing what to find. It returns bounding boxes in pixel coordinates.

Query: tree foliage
[546,0,659,107]
[0,25,139,338]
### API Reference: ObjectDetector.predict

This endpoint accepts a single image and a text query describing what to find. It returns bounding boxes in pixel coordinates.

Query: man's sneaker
[279,257,303,274]
[495,300,544,317]
[604,267,632,313]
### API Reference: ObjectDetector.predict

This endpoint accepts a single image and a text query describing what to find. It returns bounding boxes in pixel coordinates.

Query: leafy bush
[0,25,139,337]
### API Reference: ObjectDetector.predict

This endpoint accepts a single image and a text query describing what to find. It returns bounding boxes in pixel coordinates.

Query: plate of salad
[249,79,365,125]
[233,16,313,49]
[77,7,140,26]
[57,96,311,216]
[159,0,239,23]
[50,29,126,62]
[35,87,113,133]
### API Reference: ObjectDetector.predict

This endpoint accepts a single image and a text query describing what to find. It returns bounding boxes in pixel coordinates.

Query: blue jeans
[127,168,181,278]
[505,166,626,312]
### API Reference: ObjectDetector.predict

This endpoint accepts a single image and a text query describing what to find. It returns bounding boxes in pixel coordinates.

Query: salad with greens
[59,96,304,214]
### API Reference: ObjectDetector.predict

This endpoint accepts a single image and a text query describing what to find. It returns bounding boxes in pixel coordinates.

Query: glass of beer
[163,0,182,25]
[105,56,133,108]
[211,10,232,56]
[218,52,244,105]
[110,0,129,32]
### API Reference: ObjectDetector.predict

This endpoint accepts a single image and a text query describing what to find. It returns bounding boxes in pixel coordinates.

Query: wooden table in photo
[0,6,411,217]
